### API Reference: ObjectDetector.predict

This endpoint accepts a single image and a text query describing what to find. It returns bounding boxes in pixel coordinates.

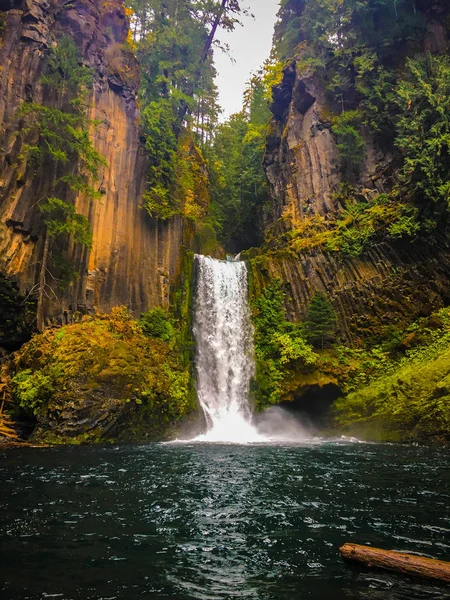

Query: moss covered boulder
[10,308,196,444]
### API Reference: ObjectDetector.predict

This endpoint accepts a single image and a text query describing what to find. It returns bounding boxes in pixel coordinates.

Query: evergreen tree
[125,0,247,220]
[272,0,306,61]
[206,71,271,251]
[305,291,337,349]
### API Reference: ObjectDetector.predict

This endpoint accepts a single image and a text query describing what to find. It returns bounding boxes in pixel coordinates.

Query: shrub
[140,307,174,342]
[332,110,365,172]
[251,280,317,408]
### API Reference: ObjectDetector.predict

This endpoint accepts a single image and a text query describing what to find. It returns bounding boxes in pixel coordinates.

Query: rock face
[265,62,389,226]
[256,60,450,345]
[266,64,341,222]
[0,0,183,328]
[248,238,450,346]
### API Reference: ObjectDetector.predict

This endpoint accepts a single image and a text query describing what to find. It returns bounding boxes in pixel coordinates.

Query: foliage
[251,280,317,408]
[394,54,450,213]
[332,312,450,445]
[332,110,365,172]
[207,71,273,252]
[262,61,284,103]
[275,192,420,257]
[272,0,306,61]
[305,291,337,349]
[40,197,92,247]
[141,99,180,219]
[125,0,248,221]
[140,307,175,342]
[11,370,54,417]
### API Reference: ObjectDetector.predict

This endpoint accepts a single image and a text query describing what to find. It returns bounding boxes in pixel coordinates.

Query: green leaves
[332,110,365,171]
[251,280,318,407]
[394,54,450,211]
[141,99,180,219]
[140,307,175,343]
[206,73,272,251]
[12,369,54,416]
[40,198,93,248]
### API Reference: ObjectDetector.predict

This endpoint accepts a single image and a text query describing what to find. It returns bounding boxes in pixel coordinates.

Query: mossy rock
[11,307,196,444]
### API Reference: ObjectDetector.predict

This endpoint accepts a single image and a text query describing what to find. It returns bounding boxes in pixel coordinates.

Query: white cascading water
[193,255,265,443]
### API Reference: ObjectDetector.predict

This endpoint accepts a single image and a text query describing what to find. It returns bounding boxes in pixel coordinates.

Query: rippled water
[1,441,449,600]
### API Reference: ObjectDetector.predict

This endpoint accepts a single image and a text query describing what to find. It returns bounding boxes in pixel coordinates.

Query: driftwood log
[340,543,450,583]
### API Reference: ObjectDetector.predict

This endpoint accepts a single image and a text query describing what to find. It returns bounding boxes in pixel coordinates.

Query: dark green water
[1,441,449,600]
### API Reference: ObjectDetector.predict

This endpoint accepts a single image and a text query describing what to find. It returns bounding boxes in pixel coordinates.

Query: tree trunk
[36,231,49,333]
[340,543,450,583]
[176,0,228,128]
[200,0,228,64]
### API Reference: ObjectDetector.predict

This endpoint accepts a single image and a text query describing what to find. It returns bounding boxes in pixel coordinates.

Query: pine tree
[305,291,337,349]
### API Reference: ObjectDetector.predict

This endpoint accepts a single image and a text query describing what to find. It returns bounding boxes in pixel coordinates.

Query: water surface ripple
[1,442,449,599]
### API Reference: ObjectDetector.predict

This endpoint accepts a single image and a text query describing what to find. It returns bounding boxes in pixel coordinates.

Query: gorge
[0,0,450,445]
[1,2,450,599]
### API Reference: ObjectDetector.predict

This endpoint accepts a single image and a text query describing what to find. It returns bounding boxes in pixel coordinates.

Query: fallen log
[340,543,450,583]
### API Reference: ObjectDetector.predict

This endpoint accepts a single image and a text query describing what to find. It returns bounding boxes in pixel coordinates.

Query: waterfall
[193,255,264,443]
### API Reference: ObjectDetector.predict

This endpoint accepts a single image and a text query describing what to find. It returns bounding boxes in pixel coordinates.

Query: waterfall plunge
[193,255,265,443]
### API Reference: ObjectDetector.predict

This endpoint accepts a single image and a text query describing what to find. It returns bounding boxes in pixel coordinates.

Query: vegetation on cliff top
[125,0,247,224]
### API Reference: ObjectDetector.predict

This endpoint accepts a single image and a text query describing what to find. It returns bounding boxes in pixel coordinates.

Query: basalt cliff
[250,30,450,347]
[0,0,187,350]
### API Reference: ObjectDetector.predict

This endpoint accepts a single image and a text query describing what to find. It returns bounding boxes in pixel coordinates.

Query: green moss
[11,306,197,443]
[331,310,450,444]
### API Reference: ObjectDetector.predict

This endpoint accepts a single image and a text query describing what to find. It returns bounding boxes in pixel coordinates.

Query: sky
[214,0,280,120]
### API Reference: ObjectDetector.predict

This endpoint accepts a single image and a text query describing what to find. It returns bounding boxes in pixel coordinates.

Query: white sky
[215,0,280,120]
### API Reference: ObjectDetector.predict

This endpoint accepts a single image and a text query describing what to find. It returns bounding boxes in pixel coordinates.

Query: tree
[272,0,306,61]
[125,0,247,220]
[394,54,450,214]
[332,110,365,174]
[305,291,337,349]
[18,36,104,331]
[206,70,273,252]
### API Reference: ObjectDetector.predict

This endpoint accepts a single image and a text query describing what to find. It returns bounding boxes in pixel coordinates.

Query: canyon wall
[251,45,450,346]
[0,0,184,339]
